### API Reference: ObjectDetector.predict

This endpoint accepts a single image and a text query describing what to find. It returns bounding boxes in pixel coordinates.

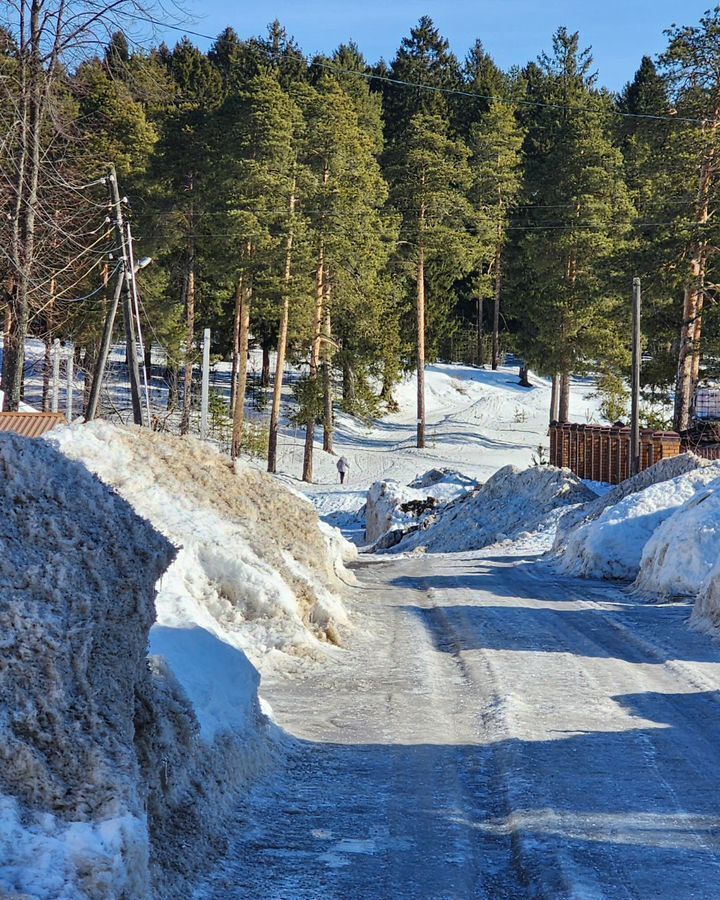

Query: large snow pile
[364,469,478,545]
[557,465,720,580]
[636,480,720,597]
[0,433,175,897]
[391,465,595,554]
[553,453,712,552]
[692,560,720,633]
[49,421,356,679]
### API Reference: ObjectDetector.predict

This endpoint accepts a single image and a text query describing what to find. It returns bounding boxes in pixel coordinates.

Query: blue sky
[154,1,711,91]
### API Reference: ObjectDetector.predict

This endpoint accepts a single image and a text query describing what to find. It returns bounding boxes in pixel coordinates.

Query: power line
[120,10,704,126]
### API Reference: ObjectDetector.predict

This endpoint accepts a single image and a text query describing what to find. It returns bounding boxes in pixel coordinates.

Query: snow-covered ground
[9,351,720,898]
[280,363,603,543]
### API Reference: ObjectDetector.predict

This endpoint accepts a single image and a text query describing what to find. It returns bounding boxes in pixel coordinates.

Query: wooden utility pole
[630,277,642,476]
[416,210,426,449]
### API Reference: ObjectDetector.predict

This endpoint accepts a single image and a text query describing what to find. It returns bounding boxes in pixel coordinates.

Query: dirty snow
[0,433,173,898]
[390,464,595,554]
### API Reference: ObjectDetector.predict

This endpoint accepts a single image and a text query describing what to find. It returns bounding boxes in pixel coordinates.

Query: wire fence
[0,337,288,461]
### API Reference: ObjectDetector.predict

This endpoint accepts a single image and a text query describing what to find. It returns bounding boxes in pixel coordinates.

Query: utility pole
[200,327,210,439]
[630,277,642,476]
[87,165,146,425]
[124,214,152,427]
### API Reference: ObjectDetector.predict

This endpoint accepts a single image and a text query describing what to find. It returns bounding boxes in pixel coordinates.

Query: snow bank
[49,421,353,675]
[635,480,720,597]
[692,562,720,633]
[364,469,478,545]
[0,433,173,898]
[557,465,720,580]
[394,465,594,554]
[553,453,711,552]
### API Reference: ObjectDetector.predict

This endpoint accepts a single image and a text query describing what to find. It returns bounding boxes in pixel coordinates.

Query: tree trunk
[675,114,717,431]
[558,373,571,423]
[261,341,271,388]
[180,225,195,436]
[231,270,252,460]
[4,8,43,412]
[302,246,324,482]
[518,361,531,388]
[1,299,14,392]
[268,182,296,474]
[229,276,242,413]
[342,355,356,412]
[476,298,484,367]
[416,239,426,449]
[167,366,179,412]
[144,340,152,382]
[674,277,701,432]
[549,374,560,423]
[491,243,502,370]
[322,307,333,453]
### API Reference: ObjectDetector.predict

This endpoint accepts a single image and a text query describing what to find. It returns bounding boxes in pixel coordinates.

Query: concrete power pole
[630,277,642,477]
[87,165,147,425]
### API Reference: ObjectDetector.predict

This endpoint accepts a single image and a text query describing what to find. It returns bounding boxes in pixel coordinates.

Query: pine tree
[388,113,477,447]
[296,76,391,478]
[658,10,720,429]
[468,99,525,369]
[512,29,635,420]
[213,72,302,459]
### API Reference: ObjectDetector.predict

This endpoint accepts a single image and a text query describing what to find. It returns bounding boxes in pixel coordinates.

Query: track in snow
[194,550,720,899]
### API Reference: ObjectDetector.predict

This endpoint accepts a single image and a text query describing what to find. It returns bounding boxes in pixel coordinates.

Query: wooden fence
[549,423,682,485]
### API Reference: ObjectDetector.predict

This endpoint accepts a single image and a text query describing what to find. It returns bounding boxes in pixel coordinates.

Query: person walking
[336,456,349,485]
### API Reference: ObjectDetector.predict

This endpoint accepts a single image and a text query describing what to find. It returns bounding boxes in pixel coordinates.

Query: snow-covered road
[195,549,720,899]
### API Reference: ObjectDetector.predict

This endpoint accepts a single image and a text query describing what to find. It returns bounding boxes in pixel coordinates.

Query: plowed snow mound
[557,465,720,580]
[392,465,594,554]
[553,453,712,552]
[0,433,174,897]
[49,422,354,672]
[635,478,720,598]
[692,561,720,633]
[364,470,478,545]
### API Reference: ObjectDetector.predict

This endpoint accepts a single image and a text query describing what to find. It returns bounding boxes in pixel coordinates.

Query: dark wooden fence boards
[548,423,682,484]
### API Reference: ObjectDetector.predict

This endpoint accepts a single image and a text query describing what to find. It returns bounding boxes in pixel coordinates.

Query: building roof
[0,412,66,438]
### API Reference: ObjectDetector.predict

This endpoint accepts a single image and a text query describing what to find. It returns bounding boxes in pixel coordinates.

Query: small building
[0,412,67,439]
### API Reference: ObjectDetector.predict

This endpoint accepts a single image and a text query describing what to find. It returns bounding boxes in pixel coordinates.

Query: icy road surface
[195,549,720,899]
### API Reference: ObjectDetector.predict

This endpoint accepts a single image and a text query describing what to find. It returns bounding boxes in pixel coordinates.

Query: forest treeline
[2,5,720,477]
